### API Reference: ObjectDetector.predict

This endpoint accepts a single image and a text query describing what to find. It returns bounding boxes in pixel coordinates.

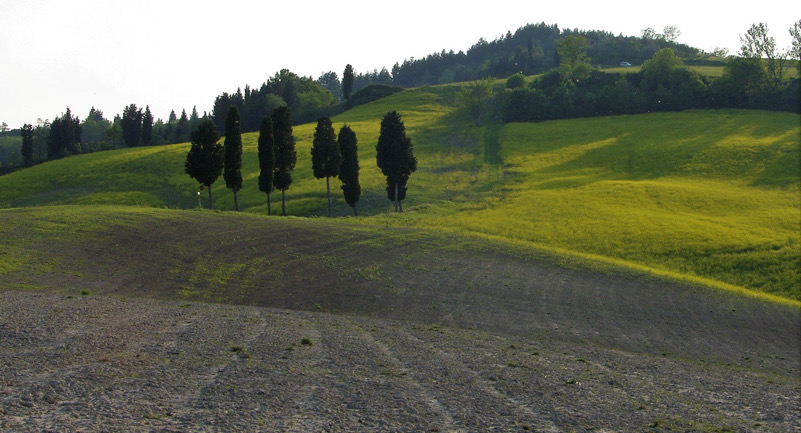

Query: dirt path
[1,290,798,432]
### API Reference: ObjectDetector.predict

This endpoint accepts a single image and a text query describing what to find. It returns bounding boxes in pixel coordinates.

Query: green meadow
[0,83,798,303]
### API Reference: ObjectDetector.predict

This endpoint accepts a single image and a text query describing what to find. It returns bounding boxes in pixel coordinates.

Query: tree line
[211,69,338,134]
[185,106,415,216]
[312,22,702,97]
[471,22,801,125]
[15,104,213,168]
[5,20,798,172]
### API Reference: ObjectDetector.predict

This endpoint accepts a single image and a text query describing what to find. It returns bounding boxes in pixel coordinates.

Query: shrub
[506,73,526,89]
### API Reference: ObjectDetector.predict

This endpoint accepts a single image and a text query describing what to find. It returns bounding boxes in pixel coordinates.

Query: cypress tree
[142,106,154,146]
[47,108,81,159]
[271,106,296,216]
[121,104,142,147]
[176,109,189,142]
[337,124,360,216]
[311,117,341,216]
[223,106,243,211]
[376,111,416,212]
[185,119,223,209]
[343,64,354,101]
[20,124,34,167]
[257,116,276,215]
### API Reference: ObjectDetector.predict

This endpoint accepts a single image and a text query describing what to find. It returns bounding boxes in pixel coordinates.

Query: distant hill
[357,22,702,90]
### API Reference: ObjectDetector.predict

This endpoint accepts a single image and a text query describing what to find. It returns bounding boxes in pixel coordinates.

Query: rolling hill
[1,81,800,431]
[0,83,798,302]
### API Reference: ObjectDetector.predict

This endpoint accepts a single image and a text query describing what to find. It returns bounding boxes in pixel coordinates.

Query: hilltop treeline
[211,69,338,134]
[205,23,699,134]
[320,22,701,95]
[497,50,800,123]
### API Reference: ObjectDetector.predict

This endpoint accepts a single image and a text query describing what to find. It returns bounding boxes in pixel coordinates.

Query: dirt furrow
[1,290,799,432]
[346,319,462,432]
[366,322,550,431]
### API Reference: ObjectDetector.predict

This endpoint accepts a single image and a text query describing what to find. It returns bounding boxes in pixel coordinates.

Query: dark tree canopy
[213,69,335,132]
[257,116,276,214]
[142,106,154,146]
[376,111,417,211]
[20,124,34,167]
[80,107,112,152]
[121,104,143,147]
[311,117,341,179]
[47,108,82,159]
[185,119,223,209]
[318,71,342,101]
[311,117,342,216]
[223,106,243,211]
[337,124,360,215]
[343,64,354,100]
[175,109,189,143]
[271,106,296,215]
[86,107,104,122]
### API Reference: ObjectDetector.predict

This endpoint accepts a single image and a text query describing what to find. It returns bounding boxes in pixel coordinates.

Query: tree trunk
[267,193,271,216]
[326,176,332,217]
[394,182,399,212]
[208,186,213,210]
[399,199,403,212]
[233,189,239,211]
[281,189,286,216]
[353,204,358,217]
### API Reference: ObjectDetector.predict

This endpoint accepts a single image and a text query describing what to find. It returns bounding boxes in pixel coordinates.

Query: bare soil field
[1,213,799,431]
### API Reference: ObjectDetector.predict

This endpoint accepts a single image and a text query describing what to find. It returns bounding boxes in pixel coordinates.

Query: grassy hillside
[411,110,800,301]
[0,84,798,301]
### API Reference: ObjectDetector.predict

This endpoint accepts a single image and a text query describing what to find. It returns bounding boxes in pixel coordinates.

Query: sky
[1,0,797,129]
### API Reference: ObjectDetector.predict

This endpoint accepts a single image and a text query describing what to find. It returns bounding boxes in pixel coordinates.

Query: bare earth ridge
[0,214,799,432]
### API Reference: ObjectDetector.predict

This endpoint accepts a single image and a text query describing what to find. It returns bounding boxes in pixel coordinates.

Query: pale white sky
[0,0,797,128]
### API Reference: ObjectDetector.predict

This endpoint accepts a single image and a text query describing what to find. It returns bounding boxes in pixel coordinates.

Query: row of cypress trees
[259,106,296,216]
[184,105,296,214]
[308,110,416,215]
[309,117,363,216]
[185,107,414,216]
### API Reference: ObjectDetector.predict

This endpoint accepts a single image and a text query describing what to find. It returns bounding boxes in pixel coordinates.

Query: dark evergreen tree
[376,111,417,212]
[87,107,104,122]
[20,124,34,167]
[223,106,243,211]
[212,92,232,132]
[257,116,276,215]
[142,106,154,146]
[185,119,223,210]
[121,104,143,147]
[337,124,360,216]
[311,117,341,216]
[343,64,354,100]
[164,109,178,144]
[47,108,81,159]
[189,106,201,135]
[271,106,296,216]
[176,109,189,143]
[81,107,111,152]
